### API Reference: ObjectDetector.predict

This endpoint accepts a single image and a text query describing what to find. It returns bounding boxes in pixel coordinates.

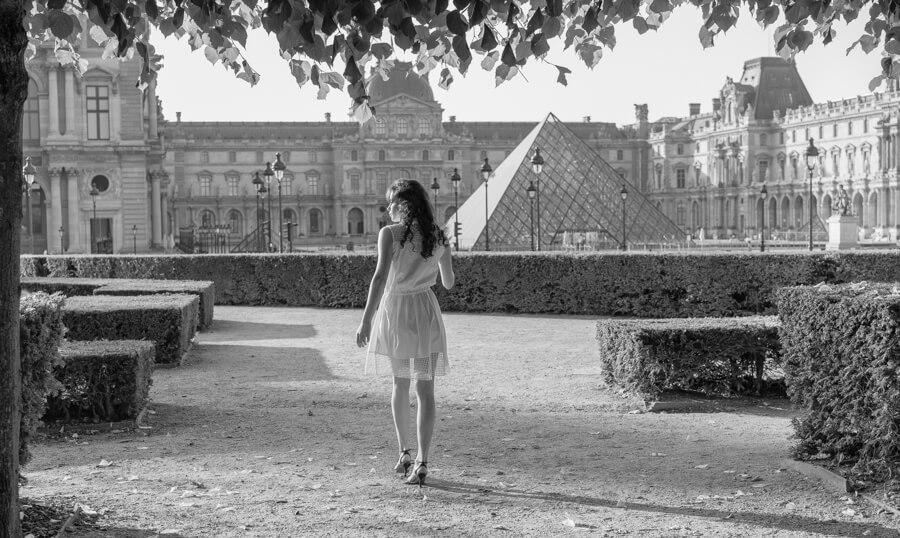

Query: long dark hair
[387,179,448,259]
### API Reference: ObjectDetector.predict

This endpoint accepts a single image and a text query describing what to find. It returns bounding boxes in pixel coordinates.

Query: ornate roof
[739,57,813,120]
[368,62,435,105]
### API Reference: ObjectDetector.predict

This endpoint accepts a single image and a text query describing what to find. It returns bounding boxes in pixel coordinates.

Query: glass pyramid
[448,113,685,251]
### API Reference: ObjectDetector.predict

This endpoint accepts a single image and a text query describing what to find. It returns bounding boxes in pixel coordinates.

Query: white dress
[366,224,449,380]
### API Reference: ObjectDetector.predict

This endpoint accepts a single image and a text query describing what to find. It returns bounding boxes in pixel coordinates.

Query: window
[758,160,769,183]
[778,157,785,181]
[86,85,110,140]
[199,173,212,196]
[349,173,360,194]
[863,148,871,175]
[655,164,663,189]
[676,168,686,188]
[228,209,242,235]
[422,149,430,161]
[833,123,838,137]
[418,118,431,136]
[90,174,110,193]
[779,132,784,144]
[201,151,209,164]
[676,202,685,225]
[676,144,684,156]
[375,118,386,136]
[309,151,317,163]
[256,151,264,163]
[792,130,797,143]
[227,174,240,196]
[818,125,824,139]
[200,210,215,228]
[376,172,388,194]
[448,149,456,160]
[350,149,358,161]
[23,79,39,141]
[307,173,319,194]
[228,151,236,163]
[760,133,768,146]
[832,153,840,176]
[848,121,853,136]
[791,155,799,179]
[864,118,869,133]
[309,208,322,234]
[379,150,386,161]
[281,173,293,195]
[348,207,364,235]
[846,149,855,176]
[805,127,810,140]
[480,150,488,160]
[397,119,408,137]
[616,149,624,161]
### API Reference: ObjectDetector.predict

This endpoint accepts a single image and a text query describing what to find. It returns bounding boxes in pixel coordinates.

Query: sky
[150,6,878,126]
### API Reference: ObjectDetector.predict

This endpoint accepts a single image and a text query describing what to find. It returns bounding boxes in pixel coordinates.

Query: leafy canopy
[23,0,898,122]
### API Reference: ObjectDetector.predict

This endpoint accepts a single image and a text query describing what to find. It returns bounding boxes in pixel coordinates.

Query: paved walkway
[25,307,900,537]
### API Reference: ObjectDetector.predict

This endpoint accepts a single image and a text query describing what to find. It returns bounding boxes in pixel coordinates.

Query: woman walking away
[356,179,455,487]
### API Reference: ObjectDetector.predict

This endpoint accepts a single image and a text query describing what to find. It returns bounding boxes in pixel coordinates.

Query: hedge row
[62,295,199,367]
[19,292,66,466]
[596,316,782,400]
[21,277,216,330]
[22,251,900,317]
[775,283,900,473]
[46,340,155,423]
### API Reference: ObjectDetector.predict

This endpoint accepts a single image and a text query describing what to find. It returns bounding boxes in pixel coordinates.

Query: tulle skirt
[366,288,448,380]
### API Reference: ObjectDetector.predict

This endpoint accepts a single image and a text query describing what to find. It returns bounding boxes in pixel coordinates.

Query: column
[67,169,82,252]
[47,67,59,136]
[148,80,158,139]
[49,169,63,254]
[151,172,163,248]
[64,69,75,137]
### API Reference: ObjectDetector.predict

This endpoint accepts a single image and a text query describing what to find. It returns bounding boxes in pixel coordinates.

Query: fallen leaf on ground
[694,464,709,469]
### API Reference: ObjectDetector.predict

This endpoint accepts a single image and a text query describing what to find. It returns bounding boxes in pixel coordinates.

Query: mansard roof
[368,62,436,105]
[739,57,813,120]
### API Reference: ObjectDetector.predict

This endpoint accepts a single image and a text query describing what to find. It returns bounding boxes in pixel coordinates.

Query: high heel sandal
[406,461,428,486]
[394,449,412,477]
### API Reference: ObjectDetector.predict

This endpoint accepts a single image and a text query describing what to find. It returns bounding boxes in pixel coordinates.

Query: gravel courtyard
[22,306,900,537]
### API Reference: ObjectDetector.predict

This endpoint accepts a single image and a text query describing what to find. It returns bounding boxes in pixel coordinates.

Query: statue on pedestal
[833,185,852,216]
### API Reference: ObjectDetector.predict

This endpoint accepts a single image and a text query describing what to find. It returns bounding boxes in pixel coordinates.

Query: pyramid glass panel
[449,114,685,250]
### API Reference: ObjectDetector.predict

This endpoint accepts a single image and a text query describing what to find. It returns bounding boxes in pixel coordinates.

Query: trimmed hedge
[775,283,900,473]
[596,316,782,400]
[62,294,199,367]
[45,340,154,423]
[22,251,900,317]
[21,277,216,330]
[19,292,66,466]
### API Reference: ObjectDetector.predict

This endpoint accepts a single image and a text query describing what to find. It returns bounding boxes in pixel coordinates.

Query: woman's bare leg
[414,379,435,463]
[392,376,411,452]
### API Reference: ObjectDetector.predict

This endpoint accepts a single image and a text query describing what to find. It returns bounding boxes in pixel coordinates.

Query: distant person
[356,179,455,487]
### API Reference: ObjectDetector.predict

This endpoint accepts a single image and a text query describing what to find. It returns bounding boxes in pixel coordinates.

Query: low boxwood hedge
[19,292,66,466]
[62,294,199,367]
[22,277,216,330]
[775,283,900,474]
[596,316,782,400]
[22,251,900,317]
[45,340,154,423]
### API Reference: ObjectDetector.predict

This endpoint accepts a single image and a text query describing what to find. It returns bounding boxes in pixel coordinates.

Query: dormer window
[86,85,110,140]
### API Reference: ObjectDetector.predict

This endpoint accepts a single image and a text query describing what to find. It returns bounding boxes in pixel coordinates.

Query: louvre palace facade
[18,37,900,253]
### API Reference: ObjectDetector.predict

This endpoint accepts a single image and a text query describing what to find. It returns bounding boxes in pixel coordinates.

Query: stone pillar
[67,169,82,252]
[148,80,158,139]
[64,69,75,137]
[151,171,163,248]
[47,67,59,137]
[49,169,63,254]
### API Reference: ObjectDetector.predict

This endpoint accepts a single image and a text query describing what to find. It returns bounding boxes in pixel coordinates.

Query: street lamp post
[89,183,100,254]
[526,181,537,251]
[131,224,137,254]
[530,148,544,250]
[620,184,628,251]
[481,158,492,251]
[22,157,36,254]
[805,138,819,252]
[431,177,440,212]
[58,226,64,254]
[451,168,461,251]
[760,184,768,253]
[263,162,275,251]
[273,152,286,252]
[252,171,264,251]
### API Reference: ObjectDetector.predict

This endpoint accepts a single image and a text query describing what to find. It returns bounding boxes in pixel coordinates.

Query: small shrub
[596,316,782,400]
[19,292,66,466]
[775,282,900,475]
[46,340,155,422]
[62,294,199,367]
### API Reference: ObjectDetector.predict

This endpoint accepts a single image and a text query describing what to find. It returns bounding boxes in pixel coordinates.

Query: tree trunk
[0,0,27,536]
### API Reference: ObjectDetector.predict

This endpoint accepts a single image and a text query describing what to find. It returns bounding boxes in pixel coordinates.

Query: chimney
[324,112,332,122]
[449,115,456,122]
[176,111,182,123]
[689,103,701,116]
[712,98,721,114]
[583,116,591,122]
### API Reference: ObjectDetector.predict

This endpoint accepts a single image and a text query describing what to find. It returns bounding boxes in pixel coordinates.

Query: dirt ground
[22,306,900,537]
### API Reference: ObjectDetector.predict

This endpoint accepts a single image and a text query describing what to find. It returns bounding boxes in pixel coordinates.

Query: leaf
[48,10,75,40]
[698,25,715,49]
[48,0,66,9]
[447,10,468,35]
[501,41,516,66]
[582,6,598,34]
[480,25,498,50]
[370,43,393,59]
[480,50,499,70]
[452,34,471,61]
[203,46,219,64]
[526,9,544,37]
[632,16,649,35]
[868,74,886,92]
[145,0,159,20]
[453,0,471,9]
[438,67,453,89]
[649,0,671,14]
[531,33,549,57]
[556,64,570,85]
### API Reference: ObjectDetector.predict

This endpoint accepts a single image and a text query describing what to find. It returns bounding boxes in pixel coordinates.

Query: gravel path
[23,306,900,537]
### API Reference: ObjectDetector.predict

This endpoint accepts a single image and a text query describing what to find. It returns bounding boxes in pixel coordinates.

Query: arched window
[200,210,216,228]
[309,208,323,234]
[397,119,408,137]
[228,209,243,235]
[23,79,39,141]
[418,118,431,136]
[676,202,685,225]
[348,207,364,235]
[375,118,386,136]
